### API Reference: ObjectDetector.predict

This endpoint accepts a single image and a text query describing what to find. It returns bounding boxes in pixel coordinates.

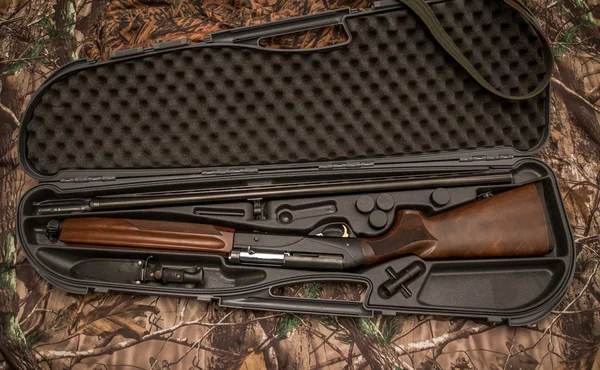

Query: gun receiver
[45,184,551,271]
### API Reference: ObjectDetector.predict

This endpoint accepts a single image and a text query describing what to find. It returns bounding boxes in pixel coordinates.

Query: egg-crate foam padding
[24,0,548,176]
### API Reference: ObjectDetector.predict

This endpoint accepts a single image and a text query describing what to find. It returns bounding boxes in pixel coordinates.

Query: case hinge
[459,154,514,162]
[319,161,375,170]
[200,168,259,176]
[59,176,116,183]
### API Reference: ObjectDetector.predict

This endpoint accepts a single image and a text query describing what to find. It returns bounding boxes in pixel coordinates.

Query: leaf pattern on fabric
[68,294,159,339]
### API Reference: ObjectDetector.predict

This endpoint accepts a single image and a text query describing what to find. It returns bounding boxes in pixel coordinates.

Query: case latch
[109,47,145,60]
[152,39,190,50]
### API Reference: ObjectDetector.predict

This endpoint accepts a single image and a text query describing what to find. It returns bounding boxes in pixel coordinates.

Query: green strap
[397,0,554,100]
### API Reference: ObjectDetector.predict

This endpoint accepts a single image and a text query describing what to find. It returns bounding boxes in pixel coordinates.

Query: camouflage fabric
[1,0,600,369]
[83,0,372,60]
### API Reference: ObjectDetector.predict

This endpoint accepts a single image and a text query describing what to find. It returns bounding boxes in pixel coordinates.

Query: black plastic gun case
[17,0,575,326]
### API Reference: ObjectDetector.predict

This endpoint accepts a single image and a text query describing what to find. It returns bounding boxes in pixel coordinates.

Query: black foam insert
[24,0,548,175]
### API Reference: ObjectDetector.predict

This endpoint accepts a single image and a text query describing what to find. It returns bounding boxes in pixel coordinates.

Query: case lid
[19,0,552,182]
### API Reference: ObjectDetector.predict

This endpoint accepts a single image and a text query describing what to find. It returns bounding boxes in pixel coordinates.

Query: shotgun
[45,184,551,271]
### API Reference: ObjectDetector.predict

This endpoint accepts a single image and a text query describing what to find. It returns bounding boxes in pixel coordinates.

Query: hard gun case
[17,0,575,325]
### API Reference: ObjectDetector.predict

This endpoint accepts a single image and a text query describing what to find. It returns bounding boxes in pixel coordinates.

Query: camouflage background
[1,0,600,369]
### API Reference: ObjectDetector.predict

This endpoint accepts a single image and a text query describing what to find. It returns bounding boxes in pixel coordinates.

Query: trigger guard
[309,223,356,237]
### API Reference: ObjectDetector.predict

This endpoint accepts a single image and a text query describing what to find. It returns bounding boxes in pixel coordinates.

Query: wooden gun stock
[50,184,552,269]
[360,183,551,264]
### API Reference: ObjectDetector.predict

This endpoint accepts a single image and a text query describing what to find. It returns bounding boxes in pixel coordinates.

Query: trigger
[316,224,353,238]
[341,225,349,238]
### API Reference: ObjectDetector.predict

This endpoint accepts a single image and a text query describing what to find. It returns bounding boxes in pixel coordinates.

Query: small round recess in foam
[25,0,548,175]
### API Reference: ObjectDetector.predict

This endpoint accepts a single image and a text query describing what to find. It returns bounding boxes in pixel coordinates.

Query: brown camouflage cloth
[1,0,600,369]
[82,0,373,60]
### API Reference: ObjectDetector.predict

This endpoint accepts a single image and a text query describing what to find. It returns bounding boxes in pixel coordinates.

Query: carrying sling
[399,0,553,100]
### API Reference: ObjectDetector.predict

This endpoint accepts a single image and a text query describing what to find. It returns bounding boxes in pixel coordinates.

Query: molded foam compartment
[22,0,548,176]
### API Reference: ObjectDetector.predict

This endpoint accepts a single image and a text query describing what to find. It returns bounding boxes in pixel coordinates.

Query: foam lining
[24,0,548,175]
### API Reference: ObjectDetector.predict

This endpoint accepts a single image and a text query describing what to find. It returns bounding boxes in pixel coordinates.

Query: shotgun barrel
[36,172,513,215]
